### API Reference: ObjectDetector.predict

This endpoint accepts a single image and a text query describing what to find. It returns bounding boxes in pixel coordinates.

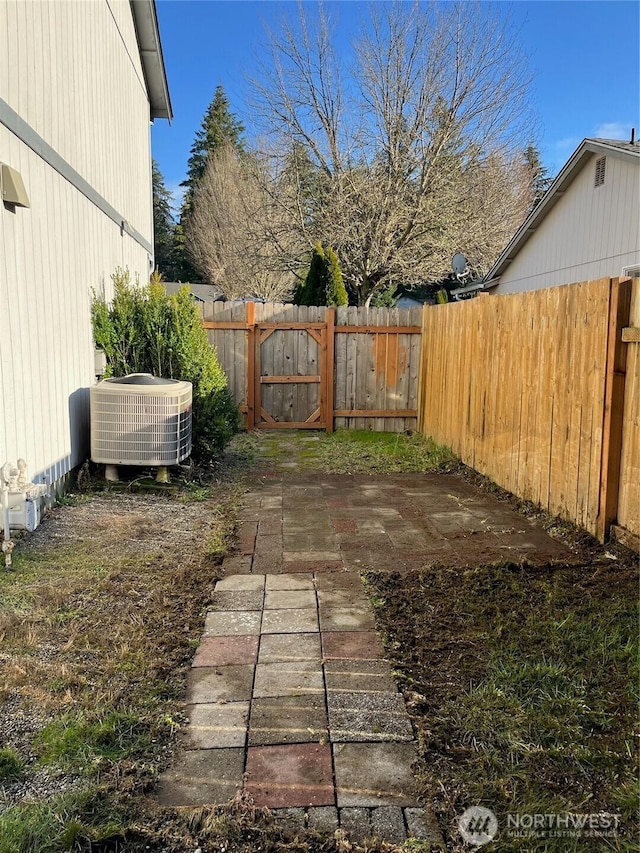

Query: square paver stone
[253,553,284,573]
[262,608,319,634]
[259,518,283,535]
[307,806,339,836]
[333,743,419,807]
[315,573,364,591]
[192,635,259,667]
[261,496,283,509]
[211,589,264,611]
[204,610,262,636]
[249,695,328,745]
[259,632,322,664]
[245,743,334,807]
[265,589,317,610]
[327,691,414,742]
[322,631,386,661]
[253,661,324,698]
[339,808,371,841]
[319,606,376,632]
[371,807,407,845]
[187,665,255,704]
[266,574,315,591]
[317,588,371,609]
[255,533,283,555]
[157,747,244,806]
[404,808,444,843]
[324,660,398,694]
[221,555,253,575]
[186,701,249,748]
[215,575,265,592]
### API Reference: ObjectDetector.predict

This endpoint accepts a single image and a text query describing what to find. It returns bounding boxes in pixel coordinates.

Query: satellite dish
[452,253,468,275]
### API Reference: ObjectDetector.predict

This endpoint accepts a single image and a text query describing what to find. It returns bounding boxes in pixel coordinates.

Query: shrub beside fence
[418,277,638,543]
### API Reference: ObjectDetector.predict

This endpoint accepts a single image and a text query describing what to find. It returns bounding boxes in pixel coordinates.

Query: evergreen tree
[524,143,552,208]
[152,160,177,279]
[179,85,246,282]
[182,85,245,210]
[171,222,201,283]
[294,243,325,305]
[324,246,348,306]
[294,243,348,306]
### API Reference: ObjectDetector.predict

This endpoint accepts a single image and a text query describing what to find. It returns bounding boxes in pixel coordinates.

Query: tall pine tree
[152,160,178,280]
[524,143,552,208]
[178,85,245,282]
[181,85,245,211]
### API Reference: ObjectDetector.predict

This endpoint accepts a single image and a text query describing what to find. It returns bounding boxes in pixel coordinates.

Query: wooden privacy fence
[202,302,422,433]
[418,277,639,543]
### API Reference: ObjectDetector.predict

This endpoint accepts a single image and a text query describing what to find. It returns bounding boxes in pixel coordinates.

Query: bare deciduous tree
[252,1,535,304]
[187,143,303,301]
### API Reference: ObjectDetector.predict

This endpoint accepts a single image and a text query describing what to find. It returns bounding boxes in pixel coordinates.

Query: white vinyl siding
[0,0,152,239]
[494,154,640,294]
[0,0,155,487]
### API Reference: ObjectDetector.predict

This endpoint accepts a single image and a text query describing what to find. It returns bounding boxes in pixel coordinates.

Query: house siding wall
[494,154,640,294]
[0,0,154,488]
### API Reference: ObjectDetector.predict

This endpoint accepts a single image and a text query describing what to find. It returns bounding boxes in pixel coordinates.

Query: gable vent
[595,156,606,187]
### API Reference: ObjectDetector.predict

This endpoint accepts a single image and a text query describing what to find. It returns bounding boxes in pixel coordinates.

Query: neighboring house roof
[482,137,640,288]
[163,282,225,303]
[396,295,430,308]
[130,0,173,121]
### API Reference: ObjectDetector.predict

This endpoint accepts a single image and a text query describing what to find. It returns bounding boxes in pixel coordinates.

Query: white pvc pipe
[1,486,9,543]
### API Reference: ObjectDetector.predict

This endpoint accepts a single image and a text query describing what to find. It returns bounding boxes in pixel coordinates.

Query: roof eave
[450,281,487,296]
[130,0,173,121]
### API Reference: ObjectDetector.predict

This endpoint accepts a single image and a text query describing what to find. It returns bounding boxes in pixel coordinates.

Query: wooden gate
[254,315,332,429]
[202,302,422,433]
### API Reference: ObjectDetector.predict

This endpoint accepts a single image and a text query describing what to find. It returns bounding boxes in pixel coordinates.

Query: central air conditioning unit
[90,374,192,474]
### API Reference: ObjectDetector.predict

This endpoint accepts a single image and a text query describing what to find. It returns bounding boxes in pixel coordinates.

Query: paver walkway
[158,452,572,844]
[159,569,441,844]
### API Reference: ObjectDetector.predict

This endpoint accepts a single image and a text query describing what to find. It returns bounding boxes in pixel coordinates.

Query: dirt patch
[365,555,639,851]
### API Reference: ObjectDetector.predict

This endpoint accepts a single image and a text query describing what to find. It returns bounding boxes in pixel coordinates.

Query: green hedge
[91,269,239,460]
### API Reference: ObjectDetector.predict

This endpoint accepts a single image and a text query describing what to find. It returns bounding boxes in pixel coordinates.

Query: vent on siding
[594,156,606,187]
[622,265,640,280]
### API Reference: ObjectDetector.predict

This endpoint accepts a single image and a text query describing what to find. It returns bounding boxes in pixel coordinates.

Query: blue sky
[151,0,640,211]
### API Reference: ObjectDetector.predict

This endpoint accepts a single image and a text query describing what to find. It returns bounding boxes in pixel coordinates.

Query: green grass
[0,789,125,853]
[315,429,454,473]
[227,428,454,475]
[34,711,151,773]
[0,746,24,779]
[366,561,639,852]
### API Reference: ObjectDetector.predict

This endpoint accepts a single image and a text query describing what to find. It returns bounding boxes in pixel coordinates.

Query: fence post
[416,304,427,432]
[325,307,336,433]
[597,277,632,541]
[246,302,255,430]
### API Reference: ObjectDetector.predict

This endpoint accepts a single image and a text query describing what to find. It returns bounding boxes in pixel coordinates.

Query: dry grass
[0,487,241,850]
